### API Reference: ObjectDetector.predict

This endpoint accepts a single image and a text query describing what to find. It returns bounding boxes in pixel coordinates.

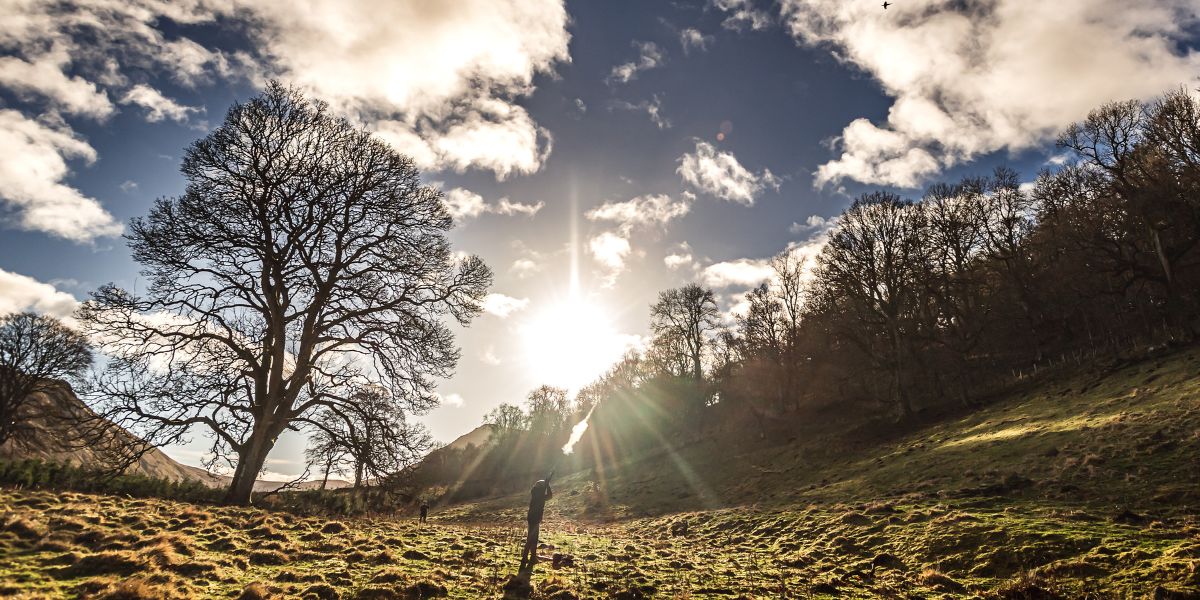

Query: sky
[1,0,1198,480]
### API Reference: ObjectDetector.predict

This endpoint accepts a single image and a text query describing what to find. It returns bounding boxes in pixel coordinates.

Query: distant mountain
[0,379,350,492]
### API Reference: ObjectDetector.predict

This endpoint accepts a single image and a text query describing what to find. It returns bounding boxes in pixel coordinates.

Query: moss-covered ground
[2,347,1199,598]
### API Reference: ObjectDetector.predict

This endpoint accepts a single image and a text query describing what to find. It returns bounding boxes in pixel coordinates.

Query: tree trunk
[223,426,278,505]
[1149,226,1173,288]
[320,460,332,491]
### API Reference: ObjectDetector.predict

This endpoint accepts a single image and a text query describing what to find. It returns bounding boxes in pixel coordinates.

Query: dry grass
[3,349,1200,598]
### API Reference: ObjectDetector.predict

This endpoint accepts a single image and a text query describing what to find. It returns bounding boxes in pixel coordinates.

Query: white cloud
[778,0,1200,188]
[118,180,138,193]
[437,392,465,408]
[494,198,544,217]
[443,187,488,220]
[245,0,570,178]
[680,28,714,54]
[789,214,829,234]
[481,293,530,318]
[0,0,570,246]
[588,231,632,286]
[712,0,772,31]
[0,1,245,239]
[0,268,80,318]
[585,194,690,232]
[613,95,671,129]
[701,230,828,291]
[120,84,202,124]
[608,41,664,84]
[0,47,113,119]
[677,140,779,205]
[585,193,691,284]
[702,258,776,288]
[0,111,124,242]
[510,258,542,279]
[664,242,696,270]
[443,187,543,222]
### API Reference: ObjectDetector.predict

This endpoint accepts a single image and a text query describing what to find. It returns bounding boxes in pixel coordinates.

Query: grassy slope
[1,347,1198,598]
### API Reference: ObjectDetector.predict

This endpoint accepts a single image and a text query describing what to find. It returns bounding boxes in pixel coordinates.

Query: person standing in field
[419,500,429,524]
[519,477,553,572]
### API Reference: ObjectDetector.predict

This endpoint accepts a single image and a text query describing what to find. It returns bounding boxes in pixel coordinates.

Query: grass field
[2,347,1200,598]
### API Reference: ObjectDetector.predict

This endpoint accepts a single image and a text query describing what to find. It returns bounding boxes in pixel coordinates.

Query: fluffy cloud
[443,187,543,222]
[588,231,632,286]
[701,258,776,288]
[439,393,465,408]
[586,193,691,284]
[586,194,690,232]
[481,293,530,318]
[120,84,203,124]
[663,242,696,270]
[0,0,570,241]
[0,0,247,242]
[0,111,124,242]
[608,41,665,84]
[0,268,80,318]
[777,0,1200,188]
[678,141,779,205]
[377,100,555,180]
[246,0,570,178]
[789,214,829,234]
[680,28,713,54]
[0,48,113,119]
[510,258,542,279]
[701,233,828,290]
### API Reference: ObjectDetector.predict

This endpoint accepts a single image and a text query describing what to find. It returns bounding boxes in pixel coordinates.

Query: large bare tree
[79,83,491,504]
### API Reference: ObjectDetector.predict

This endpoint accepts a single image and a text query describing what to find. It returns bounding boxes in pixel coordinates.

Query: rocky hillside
[0,380,348,492]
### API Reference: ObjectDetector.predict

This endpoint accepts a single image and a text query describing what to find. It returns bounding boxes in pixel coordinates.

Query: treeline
[416,87,1200,496]
[417,385,587,501]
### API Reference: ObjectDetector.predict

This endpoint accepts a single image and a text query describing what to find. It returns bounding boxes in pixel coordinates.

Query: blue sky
[2,0,1198,479]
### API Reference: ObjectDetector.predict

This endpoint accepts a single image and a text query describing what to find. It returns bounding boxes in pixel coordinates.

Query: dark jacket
[527,479,552,523]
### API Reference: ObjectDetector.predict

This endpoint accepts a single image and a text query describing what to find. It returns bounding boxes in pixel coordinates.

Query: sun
[519,293,630,393]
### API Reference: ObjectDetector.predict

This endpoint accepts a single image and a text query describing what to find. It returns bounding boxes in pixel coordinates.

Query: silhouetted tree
[78,82,491,504]
[484,403,528,441]
[815,192,923,419]
[649,284,718,381]
[525,385,570,437]
[307,387,432,488]
[0,312,93,447]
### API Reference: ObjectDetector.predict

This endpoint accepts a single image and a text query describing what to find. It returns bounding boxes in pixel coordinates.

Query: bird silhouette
[883,1,890,7]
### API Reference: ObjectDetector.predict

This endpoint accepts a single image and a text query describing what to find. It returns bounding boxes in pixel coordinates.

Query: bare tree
[815,192,923,419]
[0,312,93,448]
[78,82,491,504]
[484,403,528,441]
[649,284,718,381]
[525,385,570,437]
[1060,99,1200,292]
[307,387,432,489]
[917,181,991,404]
[304,419,349,491]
